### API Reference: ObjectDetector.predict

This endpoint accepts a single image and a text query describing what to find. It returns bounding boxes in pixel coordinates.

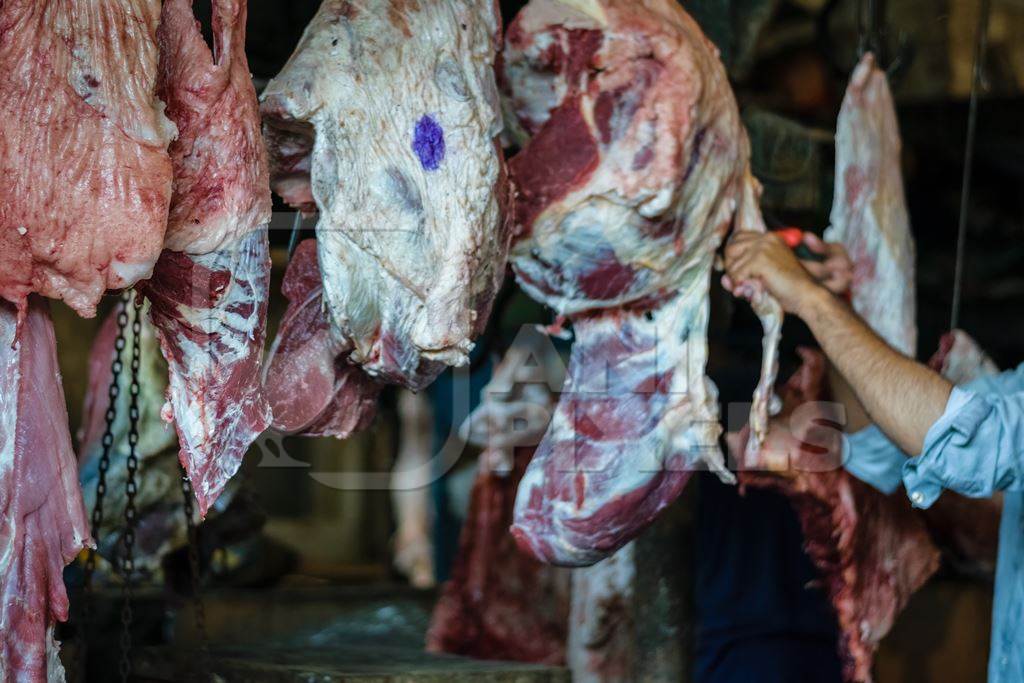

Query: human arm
[723,231,952,456]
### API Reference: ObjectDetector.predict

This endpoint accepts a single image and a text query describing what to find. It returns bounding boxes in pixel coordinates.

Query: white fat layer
[825,53,916,357]
[46,628,67,683]
[941,330,999,385]
[108,258,156,290]
[261,0,507,387]
[0,309,21,587]
[153,230,271,514]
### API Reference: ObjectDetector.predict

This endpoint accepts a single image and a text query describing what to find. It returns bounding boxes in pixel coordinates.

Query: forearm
[797,287,953,455]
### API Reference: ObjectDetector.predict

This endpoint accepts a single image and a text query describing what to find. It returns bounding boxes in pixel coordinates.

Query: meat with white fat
[142,0,273,516]
[428,329,571,663]
[503,0,781,567]
[734,349,939,683]
[1,297,92,683]
[735,54,939,683]
[824,54,916,357]
[260,0,511,396]
[0,0,175,318]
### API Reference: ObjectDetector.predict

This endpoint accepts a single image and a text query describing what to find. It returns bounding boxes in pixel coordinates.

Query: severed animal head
[261,0,511,390]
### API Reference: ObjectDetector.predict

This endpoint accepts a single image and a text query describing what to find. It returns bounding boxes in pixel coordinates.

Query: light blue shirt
[844,362,1024,683]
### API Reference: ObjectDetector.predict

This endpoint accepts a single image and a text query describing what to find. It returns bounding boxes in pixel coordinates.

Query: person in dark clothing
[695,293,843,683]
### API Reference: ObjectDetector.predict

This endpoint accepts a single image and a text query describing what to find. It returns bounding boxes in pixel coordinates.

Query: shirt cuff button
[910,491,924,505]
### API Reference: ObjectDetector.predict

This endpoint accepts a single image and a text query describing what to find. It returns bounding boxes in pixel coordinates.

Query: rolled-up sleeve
[844,426,906,495]
[903,386,1024,509]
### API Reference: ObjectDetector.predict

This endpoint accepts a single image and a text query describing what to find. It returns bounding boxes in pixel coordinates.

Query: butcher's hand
[726,231,952,457]
[801,233,854,296]
[722,232,824,315]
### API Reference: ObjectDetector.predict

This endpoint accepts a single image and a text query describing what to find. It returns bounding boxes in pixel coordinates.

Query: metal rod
[951,0,992,331]
[287,211,303,259]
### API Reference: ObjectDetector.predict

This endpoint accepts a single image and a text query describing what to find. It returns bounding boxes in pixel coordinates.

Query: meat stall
[0,0,1020,682]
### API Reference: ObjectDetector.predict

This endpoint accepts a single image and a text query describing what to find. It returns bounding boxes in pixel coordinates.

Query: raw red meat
[144,0,273,516]
[428,331,571,664]
[734,54,939,683]
[156,0,271,255]
[77,303,174,468]
[824,53,916,357]
[262,240,381,438]
[503,0,782,567]
[427,445,572,664]
[0,0,174,317]
[735,349,939,683]
[144,235,271,517]
[1,297,92,682]
[261,0,511,393]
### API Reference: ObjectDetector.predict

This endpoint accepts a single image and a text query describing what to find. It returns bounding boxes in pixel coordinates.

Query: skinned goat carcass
[142,0,273,516]
[1,297,92,682]
[260,0,511,405]
[502,0,781,567]
[0,0,174,318]
[428,329,571,664]
[734,54,940,683]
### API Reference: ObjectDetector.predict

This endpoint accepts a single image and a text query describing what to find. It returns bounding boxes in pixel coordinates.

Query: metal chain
[119,291,143,683]
[76,297,129,682]
[180,469,212,681]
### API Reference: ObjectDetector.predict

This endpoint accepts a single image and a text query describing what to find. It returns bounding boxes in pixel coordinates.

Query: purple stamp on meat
[413,115,445,171]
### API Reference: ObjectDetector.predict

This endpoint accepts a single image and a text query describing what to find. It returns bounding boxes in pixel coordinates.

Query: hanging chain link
[181,469,212,681]
[119,291,143,683]
[76,296,130,682]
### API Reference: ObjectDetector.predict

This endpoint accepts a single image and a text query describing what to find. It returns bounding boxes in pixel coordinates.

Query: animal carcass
[262,239,381,439]
[1,298,92,682]
[143,0,273,516]
[735,54,940,683]
[428,330,571,664]
[502,0,782,567]
[260,0,511,426]
[0,0,174,317]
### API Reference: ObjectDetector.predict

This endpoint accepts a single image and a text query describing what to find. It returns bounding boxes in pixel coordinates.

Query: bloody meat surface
[0,0,175,318]
[502,0,782,567]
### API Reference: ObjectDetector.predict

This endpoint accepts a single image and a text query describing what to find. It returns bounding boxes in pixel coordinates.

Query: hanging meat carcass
[428,330,571,664]
[141,0,273,516]
[734,348,940,683]
[734,54,940,683]
[502,0,782,567]
[259,0,511,430]
[1,298,92,682]
[0,0,175,318]
[262,239,381,438]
